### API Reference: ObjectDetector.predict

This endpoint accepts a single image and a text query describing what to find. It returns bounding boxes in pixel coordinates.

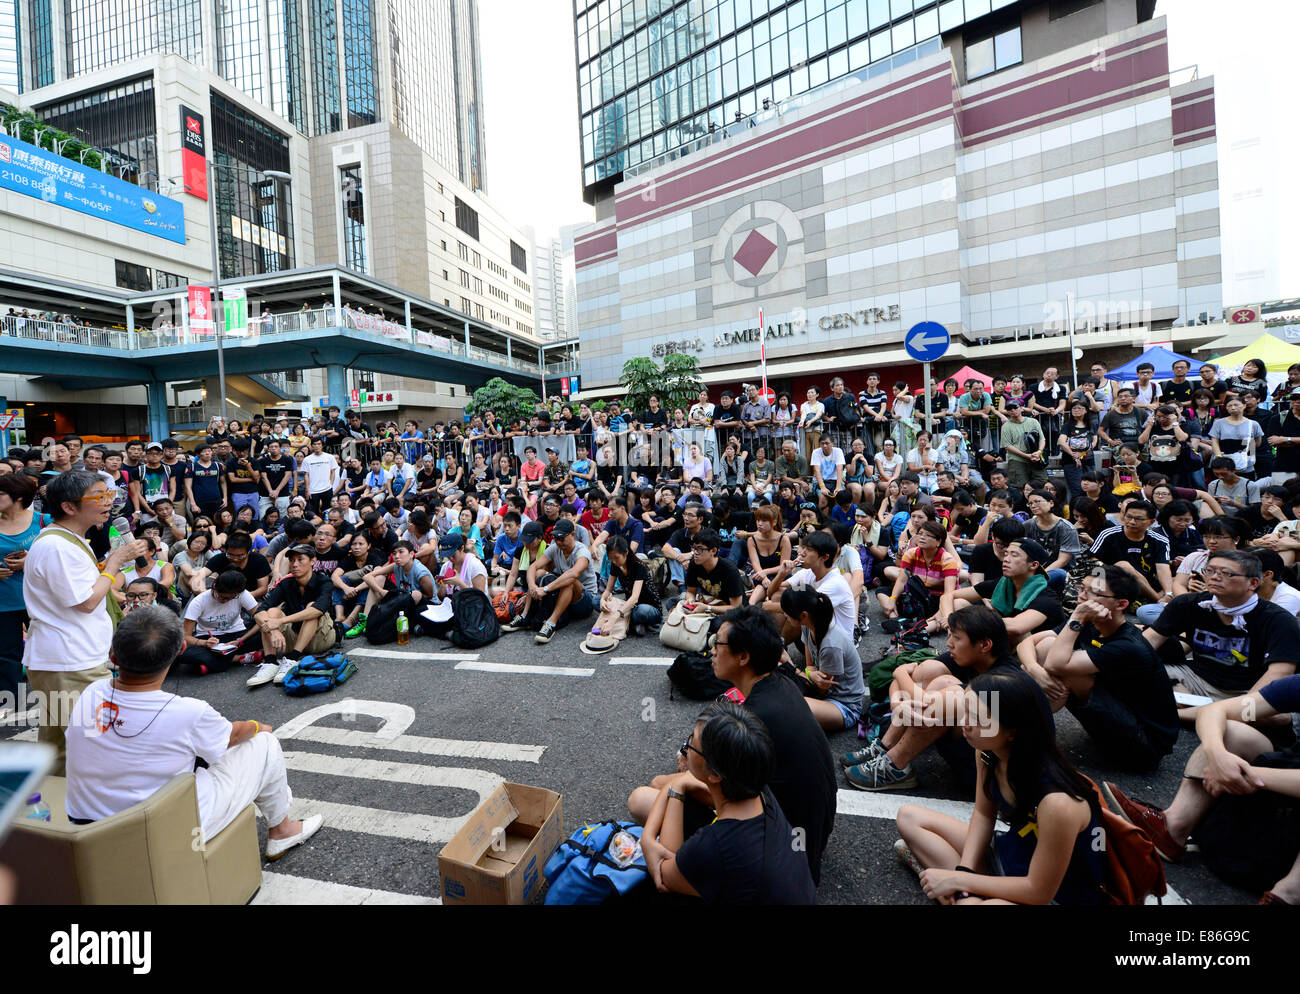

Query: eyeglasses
[79,492,113,503]
[1202,566,1246,579]
[679,736,706,760]
[1082,587,1118,600]
[124,592,155,602]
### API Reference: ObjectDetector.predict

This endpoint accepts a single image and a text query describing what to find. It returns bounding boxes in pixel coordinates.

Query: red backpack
[491,589,528,625]
[1083,775,1167,905]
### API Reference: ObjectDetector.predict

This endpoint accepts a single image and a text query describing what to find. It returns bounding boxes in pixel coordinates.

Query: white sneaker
[272,657,300,685]
[245,662,279,688]
[265,813,324,861]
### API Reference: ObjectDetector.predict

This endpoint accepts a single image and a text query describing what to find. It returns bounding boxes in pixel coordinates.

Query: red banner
[188,285,213,332]
[180,105,208,200]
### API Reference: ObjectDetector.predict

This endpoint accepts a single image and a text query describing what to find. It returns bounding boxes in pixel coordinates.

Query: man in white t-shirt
[178,570,260,673]
[763,531,857,639]
[300,436,338,517]
[22,470,148,774]
[65,606,323,858]
[812,433,846,501]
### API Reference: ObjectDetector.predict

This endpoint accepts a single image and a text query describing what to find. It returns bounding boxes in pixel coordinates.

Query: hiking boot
[245,662,279,688]
[344,615,367,638]
[894,838,924,879]
[535,621,557,644]
[844,753,917,791]
[840,739,886,768]
[1100,781,1186,861]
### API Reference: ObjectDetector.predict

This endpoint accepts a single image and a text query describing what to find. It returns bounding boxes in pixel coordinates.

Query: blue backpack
[543,820,650,905]
[281,653,358,696]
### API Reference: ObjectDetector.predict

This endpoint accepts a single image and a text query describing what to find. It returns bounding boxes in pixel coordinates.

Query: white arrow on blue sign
[904,321,950,363]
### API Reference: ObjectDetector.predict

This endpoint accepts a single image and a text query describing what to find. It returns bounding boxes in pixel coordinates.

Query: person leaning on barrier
[64,604,323,859]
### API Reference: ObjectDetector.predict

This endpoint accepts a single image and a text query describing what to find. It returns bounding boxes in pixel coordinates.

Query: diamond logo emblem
[733,228,778,277]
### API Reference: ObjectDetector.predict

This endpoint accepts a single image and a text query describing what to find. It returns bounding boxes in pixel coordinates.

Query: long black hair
[967,671,1092,826]
[780,587,833,644]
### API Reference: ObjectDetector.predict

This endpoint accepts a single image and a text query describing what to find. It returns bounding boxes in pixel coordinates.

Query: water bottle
[396,611,410,645]
[26,793,51,822]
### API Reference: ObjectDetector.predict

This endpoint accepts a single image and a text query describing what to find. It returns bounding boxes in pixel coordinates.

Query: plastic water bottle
[396,611,410,645]
[26,793,51,822]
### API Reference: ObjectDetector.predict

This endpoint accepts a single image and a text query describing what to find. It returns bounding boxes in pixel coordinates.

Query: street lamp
[207,161,293,420]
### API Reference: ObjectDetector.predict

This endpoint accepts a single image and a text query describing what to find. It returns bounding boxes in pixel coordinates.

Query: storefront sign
[818,305,901,331]
[713,321,805,349]
[180,105,207,200]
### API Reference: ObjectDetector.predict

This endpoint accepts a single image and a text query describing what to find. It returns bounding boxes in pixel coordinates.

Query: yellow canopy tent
[1211,334,1300,373]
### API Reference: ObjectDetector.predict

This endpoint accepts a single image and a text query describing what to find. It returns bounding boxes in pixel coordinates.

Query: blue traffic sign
[904,321,950,363]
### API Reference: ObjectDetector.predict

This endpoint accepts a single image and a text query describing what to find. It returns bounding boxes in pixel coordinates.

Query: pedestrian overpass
[0,264,577,439]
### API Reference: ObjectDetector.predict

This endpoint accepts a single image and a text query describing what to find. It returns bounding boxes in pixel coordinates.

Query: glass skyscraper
[574,0,1025,201]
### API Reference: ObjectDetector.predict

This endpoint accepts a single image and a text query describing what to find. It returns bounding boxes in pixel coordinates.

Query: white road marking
[287,797,470,844]
[608,657,674,666]
[345,649,481,662]
[282,750,502,799]
[836,789,1187,904]
[277,699,415,742]
[455,660,594,677]
[286,724,546,763]
[6,728,37,742]
[252,871,440,905]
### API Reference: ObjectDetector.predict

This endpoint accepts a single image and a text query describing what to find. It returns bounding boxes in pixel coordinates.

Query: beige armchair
[1,773,261,904]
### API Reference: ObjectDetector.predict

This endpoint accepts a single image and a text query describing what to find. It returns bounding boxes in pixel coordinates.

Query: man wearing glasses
[1088,498,1172,607]
[1144,550,1299,716]
[21,470,148,773]
[1019,564,1178,770]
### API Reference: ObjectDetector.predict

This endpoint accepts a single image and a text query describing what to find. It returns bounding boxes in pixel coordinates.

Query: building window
[38,75,158,190]
[966,23,1022,81]
[472,277,482,294]
[510,240,527,273]
[460,269,470,288]
[442,269,449,280]
[155,269,188,290]
[473,303,484,319]
[309,0,341,133]
[458,240,469,261]
[1049,0,1102,18]
[454,197,479,240]
[460,295,471,313]
[29,0,55,88]
[115,259,152,291]
[64,0,202,77]
[342,0,380,126]
[440,239,447,251]
[340,164,366,272]
[215,0,264,101]
[210,91,294,280]
[267,0,308,131]
[471,250,480,268]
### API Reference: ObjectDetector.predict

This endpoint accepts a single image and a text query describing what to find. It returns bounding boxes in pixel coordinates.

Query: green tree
[464,377,540,425]
[660,352,704,412]
[618,356,662,414]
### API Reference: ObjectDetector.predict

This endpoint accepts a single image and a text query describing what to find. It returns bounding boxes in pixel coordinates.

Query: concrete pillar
[463,320,470,353]
[332,271,342,323]
[327,363,348,410]
[404,299,412,341]
[506,336,512,361]
[147,380,170,442]
[126,304,136,350]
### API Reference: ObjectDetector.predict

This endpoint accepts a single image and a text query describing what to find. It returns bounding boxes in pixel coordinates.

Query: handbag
[660,602,712,653]
[593,595,630,641]
[1229,448,1251,471]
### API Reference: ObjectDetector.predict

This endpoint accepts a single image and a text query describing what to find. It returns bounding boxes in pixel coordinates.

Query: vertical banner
[188,284,213,333]
[223,287,248,338]
[561,377,570,396]
[180,105,207,200]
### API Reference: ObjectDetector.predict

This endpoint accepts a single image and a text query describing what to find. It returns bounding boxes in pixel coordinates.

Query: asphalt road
[3,610,1262,906]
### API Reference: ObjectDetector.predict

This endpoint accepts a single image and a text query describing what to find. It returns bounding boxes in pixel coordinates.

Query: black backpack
[667,651,733,700]
[449,587,500,648]
[365,592,416,645]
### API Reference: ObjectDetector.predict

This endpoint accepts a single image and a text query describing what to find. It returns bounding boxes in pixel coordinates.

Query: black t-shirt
[1100,408,1143,445]
[1272,410,1300,473]
[257,454,295,493]
[257,572,334,617]
[611,555,660,608]
[743,673,837,885]
[164,458,191,485]
[364,526,399,560]
[225,455,259,494]
[311,542,350,577]
[190,460,224,505]
[1032,382,1068,415]
[968,541,1001,580]
[1089,527,1168,580]
[1075,621,1178,750]
[941,653,1023,684]
[640,409,667,429]
[344,467,367,493]
[714,511,754,548]
[1161,379,1194,407]
[950,508,986,540]
[684,556,744,602]
[206,550,272,589]
[674,800,817,904]
[713,403,739,424]
[1153,593,1300,693]
[973,578,1065,629]
[416,469,440,494]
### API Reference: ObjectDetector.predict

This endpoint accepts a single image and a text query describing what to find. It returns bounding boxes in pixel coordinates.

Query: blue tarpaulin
[1107,346,1202,381]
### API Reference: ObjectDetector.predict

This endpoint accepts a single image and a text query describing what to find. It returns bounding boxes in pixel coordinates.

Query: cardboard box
[438,782,563,905]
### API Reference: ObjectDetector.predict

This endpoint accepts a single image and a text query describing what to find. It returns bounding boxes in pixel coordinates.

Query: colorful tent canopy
[1210,334,1300,373]
[1107,345,1202,381]
[947,365,994,391]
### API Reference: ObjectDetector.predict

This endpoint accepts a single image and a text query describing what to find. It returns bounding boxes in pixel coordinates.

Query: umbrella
[1107,345,1202,381]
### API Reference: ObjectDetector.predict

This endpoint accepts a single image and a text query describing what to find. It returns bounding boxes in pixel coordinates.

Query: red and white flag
[188,285,213,333]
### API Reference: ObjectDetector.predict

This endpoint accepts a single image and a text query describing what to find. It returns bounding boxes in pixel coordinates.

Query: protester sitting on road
[878,520,959,623]
[179,570,260,675]
[664,527,744,621]
[1101,672,1300,904]
[638,701,817,904]
[190,530,272,600]
[345,539,437,638]
[599,535,663,637]
[247,544,338,687]
[761,530,856,640]
[65,605,323,860]
[508,518,597,644]
[938,537,1063,642]
[628,605,836,886]
[896,670,1105,905]
[435,532,488,597]
[1019,565,1178,770]
[780,587,865,731]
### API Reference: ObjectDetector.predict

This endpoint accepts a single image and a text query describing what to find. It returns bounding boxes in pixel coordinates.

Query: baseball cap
[287,543,318,559]
[438,533,464,555]
[145,441,163,452]
[1004,399,1021,410]
[551,518,575,539]
[520,520,544,543]
[1007,538,1049,573]
[545,446,558,454]
[1288,389,1300,400]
